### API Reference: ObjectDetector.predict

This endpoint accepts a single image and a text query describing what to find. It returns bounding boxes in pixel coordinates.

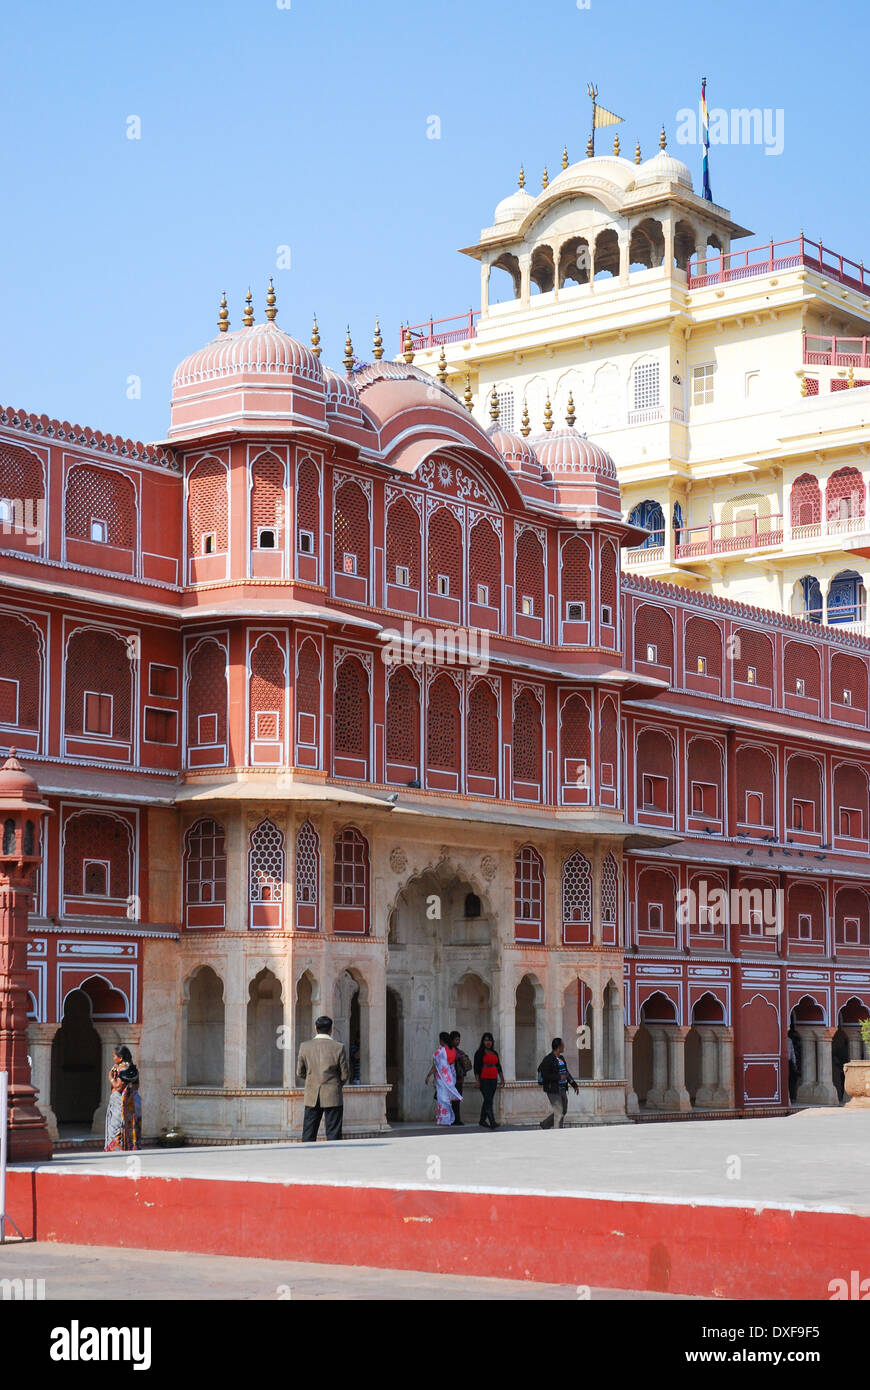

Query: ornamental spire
[489,385,500,422]
[520,399,531,438]
[518,164,525,189]
[265,277,277,322]
[634,140,642,165]
[343,327,355,374]
[613,133,620,157]
[437,346,448,385]
[541,166,549,189]
[586,133,594,158]
[562,145,569,170]
[566,392,576,428]
[310,313,321,357]
[659,124,667,151]
[402,327,415,364]
[373,318,384,361]
[463,374,473,412]
[217,291,229,334]
[242,288,254,328]
[543,392,553,432]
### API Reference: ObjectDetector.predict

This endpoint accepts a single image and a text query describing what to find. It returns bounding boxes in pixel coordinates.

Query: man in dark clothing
[538,1037,579,1129]
[449,1030,472,1126]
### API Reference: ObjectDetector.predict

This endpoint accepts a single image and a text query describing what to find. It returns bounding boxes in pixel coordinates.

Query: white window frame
[395,564,410,587]
[254,709,281,741]
[843,915,861,945]
[692,362,714,406]
[197,712,219,745]
[83,858,111,898]
[298,529,314,554]
[436,573,450,597]
[520,595,534,616]
[89,517,108,544]
[202,532,216,556]
[83,690,113,737]
[646,643,658,663]
[476,583,489,606]
[797,912,813,941]
[0,676,19,725]
[256,526,277,550]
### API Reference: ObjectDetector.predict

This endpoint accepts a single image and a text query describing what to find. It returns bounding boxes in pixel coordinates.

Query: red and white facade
[2,302,868,1138]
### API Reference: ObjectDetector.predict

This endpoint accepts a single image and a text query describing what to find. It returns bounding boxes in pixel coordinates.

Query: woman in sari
[104,1045,141,1152]
[424,1031,462,1125]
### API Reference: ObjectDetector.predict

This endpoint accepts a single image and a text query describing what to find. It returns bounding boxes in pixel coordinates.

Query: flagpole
[587,83,598,157]
[701,75,712,202]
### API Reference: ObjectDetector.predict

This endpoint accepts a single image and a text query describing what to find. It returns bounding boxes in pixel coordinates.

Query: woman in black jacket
[473,1033,504,1129]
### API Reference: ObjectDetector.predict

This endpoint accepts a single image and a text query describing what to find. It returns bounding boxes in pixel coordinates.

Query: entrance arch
[50,987,103,1129]
[386,863,497,1121]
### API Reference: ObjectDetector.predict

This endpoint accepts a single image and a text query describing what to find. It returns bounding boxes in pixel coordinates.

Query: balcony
[403,310,479,351]
[674,516,784,561]
[687,236,870,297]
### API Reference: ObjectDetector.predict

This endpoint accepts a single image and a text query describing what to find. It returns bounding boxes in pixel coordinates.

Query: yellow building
[408,134,870,630]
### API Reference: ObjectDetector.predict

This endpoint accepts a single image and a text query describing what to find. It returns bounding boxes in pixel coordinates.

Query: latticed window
[685,617,723,679]
[427,674,461,771]
[561,535,591,617]
[0,614,41,727]
[296,640,320,716]
[188,457,228,556]
[469,518,501,609]
[601,853,618,924]
[295,820,320,909]
[514,845,544,930]
[515,530,545,618]
[512,689,542,783]
[334,656,369,758]
[333,827,369,907]
[66,466,136,549]
[296,457,320,551]
[599,542,617,617]
[65,629,132,741]
[832,653,868,709]
[0,442,43,537]
[333,480,369,577]
[187,639,228,748]
[633,360,660,410]
[185,819,227,906]
[250,453,284,550]
[427,508,463,599]
[599,697,618,787]
[467,681,498,778]
[561,694,590,784]
[827,467,865,522]
[63,812,132,899]
[250,636,285,742]
[386,497,421,589]
[249,819,285,903]
[562,851,592,924]
[386,667,420,765]
[790,474,822,528]
[733,629,773,687]
[635,606,674,667]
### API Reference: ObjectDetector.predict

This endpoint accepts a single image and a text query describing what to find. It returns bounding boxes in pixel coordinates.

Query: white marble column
[795,1025,818,1103]
[646,1025,668,1108]
[816,1027,840,1106]
[224,950,247,1089]
[694,1026,718,1108]
[713,1028,735,1108]
[26,1023,59,1140]
[663,1026,692,1111]
[591,993,605,1081]
[624,1025,640,1115]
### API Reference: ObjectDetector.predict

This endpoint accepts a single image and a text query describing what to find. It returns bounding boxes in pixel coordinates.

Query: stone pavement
[0,1242,696,1300]
[19,1107,870,1213]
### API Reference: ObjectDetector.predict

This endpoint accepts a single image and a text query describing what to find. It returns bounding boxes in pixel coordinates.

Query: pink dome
[486,425,541,474]
[172,322,323,391]
[532,428,616,479]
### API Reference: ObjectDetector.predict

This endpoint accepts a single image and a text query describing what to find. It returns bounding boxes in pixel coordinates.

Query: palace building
[407,131,870,635]
[2,276,869,1142]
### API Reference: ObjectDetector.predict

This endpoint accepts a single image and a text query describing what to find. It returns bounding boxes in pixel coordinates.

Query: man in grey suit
[297,1015,350,1141]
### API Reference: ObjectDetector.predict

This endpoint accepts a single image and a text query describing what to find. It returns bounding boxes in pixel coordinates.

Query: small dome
[323,366,362,416]
[0,751,46,810]
[172,321,323,391]
[532,428,617,479]
[486,424,540,474]
[493,188,535,224]
[635,150,692,189]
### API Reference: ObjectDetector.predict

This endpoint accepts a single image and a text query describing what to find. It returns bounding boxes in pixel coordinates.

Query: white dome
[494,189,535,224]
[635,150,692,189]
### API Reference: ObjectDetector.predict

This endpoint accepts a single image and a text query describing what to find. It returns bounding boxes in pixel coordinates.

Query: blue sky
[0,0,864,442]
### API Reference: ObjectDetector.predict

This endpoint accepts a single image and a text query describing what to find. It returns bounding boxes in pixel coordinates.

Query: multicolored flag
[701,77,712,201]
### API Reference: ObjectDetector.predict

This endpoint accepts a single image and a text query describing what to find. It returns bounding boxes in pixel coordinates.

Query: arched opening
[294,971,318,1067]
[387,865,496,1121]
[490,252,521,302]
[628,499,665,548]
[827,570,866,625]
[50,988,102,1131]
[246,968,284,1087]
[558,237,590,287]
[687,992,729,1109]
[333,967,367,1084]
[593,228,619,280]
[635,992,682,1110]
[793,575,823,623]
[629,218,664,270]
[674,220,697,270]
[790,996,838,1107]
[386,986,403,1120]
[184,966,225,1087]
[530,245,555,294]
[515,975,541,1079]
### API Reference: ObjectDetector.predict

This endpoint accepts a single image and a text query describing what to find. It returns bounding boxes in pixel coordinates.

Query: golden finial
[541,166,549,189]
[402,327,415,364]
[518,165,525,189]
[520,399,531,438]
[463,374,473,412]
[343,326,355,374]
[310,313,321,358]
[848,364,856,388]
[586,134,594,158]
[489,386,500,422]
[217,291,229,334]
[373,318,384,361]
[659,125,667,151]
[613,134,620,157]
[562,145,569,170]
[265,276,277,323]
[242,288,254,328]
[800,377,808,397]
[634,141,642,165]
[566,392,576,428]
[543,392,553,433]
[437,346,448,385]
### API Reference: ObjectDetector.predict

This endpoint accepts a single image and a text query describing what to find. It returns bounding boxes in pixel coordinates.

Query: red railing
[402,309,479,351]
[804,333,870,370]
[688,236,870,295]
[675,516,784,560]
